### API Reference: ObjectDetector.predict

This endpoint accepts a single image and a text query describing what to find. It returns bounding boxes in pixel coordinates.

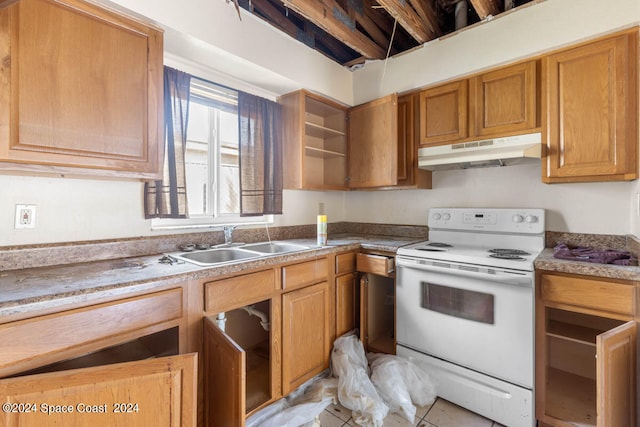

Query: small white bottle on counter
[317,214,327,246]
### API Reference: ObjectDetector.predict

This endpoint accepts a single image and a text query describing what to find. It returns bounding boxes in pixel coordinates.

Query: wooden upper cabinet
[348,93,431,189]
[542,29,638,183]
[348,93,398,188]
[0,0,164,179]
[280,90,348,190]
[470,61,538,137]
[418,60,539,148]
[419,80,468,146]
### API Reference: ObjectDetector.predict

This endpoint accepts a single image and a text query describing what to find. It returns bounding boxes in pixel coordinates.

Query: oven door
[396,255,534,388]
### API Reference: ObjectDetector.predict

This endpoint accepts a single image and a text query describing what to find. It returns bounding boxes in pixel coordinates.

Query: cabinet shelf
[546,367,596,426]
[547,320,600,347]
[305,146,346,159]
[305,121,346,138]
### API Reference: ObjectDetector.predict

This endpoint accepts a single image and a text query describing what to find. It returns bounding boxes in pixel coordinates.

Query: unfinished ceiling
[236,0,536,68]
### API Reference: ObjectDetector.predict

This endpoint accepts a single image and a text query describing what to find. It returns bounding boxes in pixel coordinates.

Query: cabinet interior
[544,307,625,425]
[221,300,272,413]
[304,97,346,188]
[365,274,395,354]
[14,326,179,377]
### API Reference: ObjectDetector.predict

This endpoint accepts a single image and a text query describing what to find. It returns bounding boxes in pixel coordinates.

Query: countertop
[0,235,420,318]
[4,233,639,320]
[534,248,640,281]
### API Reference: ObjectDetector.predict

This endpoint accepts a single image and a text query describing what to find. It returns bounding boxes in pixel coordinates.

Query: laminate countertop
[534,248,640,281]
[0,235,421,319]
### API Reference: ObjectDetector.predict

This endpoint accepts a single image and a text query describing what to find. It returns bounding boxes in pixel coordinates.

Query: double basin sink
[168,241,313,267]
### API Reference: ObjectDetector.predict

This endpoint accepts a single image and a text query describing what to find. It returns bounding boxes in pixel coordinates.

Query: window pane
[185,102,210,216]
[219,110,239,215]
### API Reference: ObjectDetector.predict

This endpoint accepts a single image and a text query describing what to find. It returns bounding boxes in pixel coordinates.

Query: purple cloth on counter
[553,243,637,266]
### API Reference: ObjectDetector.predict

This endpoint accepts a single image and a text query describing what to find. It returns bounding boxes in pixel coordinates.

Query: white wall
[1,0,639,246]
[345,163,635,235]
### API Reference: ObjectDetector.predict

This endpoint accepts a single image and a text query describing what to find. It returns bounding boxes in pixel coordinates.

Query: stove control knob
[433,213,442,220]
[525,215,538,223]
[442,213,451,221]
[512,214,524,223]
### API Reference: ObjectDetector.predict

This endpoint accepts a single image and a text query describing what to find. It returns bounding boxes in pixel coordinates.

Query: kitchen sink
[169,247,262,266]
[167,241,312,266]
[240,241,311,254]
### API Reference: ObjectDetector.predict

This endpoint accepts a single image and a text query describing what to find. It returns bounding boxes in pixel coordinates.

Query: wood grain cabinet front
[542,29,638,183]
[0,0,164,179]
[535,272,637,427]
[418,60,539,147]
[0,288,196,427]
[348,93,431,189]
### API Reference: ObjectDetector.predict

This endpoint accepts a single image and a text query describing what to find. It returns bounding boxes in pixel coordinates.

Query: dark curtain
[144,67,191,218]
[238,92,283,216]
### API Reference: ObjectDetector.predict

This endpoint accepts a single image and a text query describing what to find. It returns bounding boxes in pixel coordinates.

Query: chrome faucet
[223,225,237,244]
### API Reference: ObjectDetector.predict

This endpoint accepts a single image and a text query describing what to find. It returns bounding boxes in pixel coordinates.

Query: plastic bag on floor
[368,353,437,423]
[247,375,338,427]
[256,397,334,427]
[331,335,388,427]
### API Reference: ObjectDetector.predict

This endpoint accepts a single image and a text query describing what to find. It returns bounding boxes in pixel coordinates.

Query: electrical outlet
[15,204,36,229]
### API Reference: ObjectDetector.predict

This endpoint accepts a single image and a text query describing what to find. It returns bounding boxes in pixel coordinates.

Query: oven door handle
[396,256,533,287]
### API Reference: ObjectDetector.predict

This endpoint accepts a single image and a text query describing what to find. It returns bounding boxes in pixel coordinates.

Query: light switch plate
[15,204,36,229]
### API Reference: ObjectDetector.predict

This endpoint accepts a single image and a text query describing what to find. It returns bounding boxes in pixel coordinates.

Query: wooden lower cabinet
[357,252,396,355]
[0,354,197,427]
[0,287,196,426]
[282,281,331,395]
[335,251,357,338]
[536,272,637,426]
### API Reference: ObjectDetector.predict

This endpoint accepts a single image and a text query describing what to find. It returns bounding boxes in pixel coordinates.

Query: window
[152,77,269,229]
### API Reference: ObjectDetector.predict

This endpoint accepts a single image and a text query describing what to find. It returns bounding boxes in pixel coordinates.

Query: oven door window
[421,282,494,324]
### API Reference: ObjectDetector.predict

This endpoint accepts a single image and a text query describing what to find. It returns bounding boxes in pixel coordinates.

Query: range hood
[418,132,542,171]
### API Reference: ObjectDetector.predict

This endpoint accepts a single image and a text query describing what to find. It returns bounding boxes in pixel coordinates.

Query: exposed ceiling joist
[376,0,435,44]
[281,0,386,59]
[407,0,441,38]
[468,0,501,20]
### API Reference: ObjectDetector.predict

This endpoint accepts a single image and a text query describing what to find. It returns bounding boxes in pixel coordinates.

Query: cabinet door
[596,321,636,427]
[282,281,331,394]
[336,272,357,338]
[348,93,398,188]
[203,317,246,427]
[397,94,432,189]
[543,31,638,183]
[419,80,468,146]
[0,353,197,426]
[470,61,538,137]
[0,0,163,179]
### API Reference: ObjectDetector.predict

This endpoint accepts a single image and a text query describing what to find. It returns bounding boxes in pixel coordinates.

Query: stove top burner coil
[489,253,526,260]
[427,242,453,248]
[488,248,531,255]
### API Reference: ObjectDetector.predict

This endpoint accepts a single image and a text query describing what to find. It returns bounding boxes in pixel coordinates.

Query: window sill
[151,215,273,231]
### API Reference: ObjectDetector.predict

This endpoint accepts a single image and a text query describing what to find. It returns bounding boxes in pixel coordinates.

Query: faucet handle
[223,225,237,244]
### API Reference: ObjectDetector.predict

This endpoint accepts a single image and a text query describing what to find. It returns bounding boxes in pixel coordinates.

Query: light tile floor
[318,398,506,427]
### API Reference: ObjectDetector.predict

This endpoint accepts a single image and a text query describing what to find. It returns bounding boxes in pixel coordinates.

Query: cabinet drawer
[541,274,635,317]
[0,288,182,374]
[282,257,328,291]
[357,253,395,276]
[336,252,356,275]
[205,269,277,313]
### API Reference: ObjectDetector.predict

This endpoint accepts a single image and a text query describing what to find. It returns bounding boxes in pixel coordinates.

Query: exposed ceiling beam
[352,0,389,50]
[407,0,441,38]
[281,0,386,59]
[376,0,434,43]
[468,0,501,19]
[246,0,301,35]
